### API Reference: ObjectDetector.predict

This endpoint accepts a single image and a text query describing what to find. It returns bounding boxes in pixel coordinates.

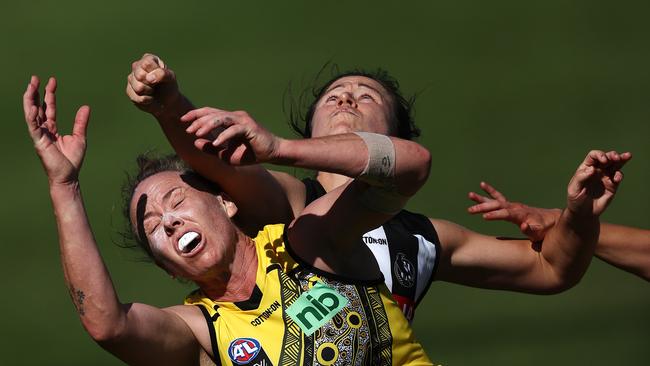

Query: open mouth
[178,231,202,254]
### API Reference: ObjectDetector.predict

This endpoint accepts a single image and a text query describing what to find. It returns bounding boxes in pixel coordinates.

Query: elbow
[536,269,586,295]
[399,144,432,196]
[414,145,432,189]
[81,312,128,345]
[84,322,124,345]
[537,278,580,295]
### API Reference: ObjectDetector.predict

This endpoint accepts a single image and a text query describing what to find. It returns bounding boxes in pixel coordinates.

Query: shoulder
[164,304,213,359]
[268,170,308,217]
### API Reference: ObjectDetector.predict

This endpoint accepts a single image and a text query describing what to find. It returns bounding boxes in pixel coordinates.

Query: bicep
[99,303,202,366]
[290,181,390,244]
[206,166,302,235]
[432,219,561,293]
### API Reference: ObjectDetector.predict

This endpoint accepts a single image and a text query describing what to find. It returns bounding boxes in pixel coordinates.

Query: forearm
[153,96,295,232]
[539,209,600,290]
[595,223,650,281]
[50,183,125,341]
[273,133,431,196]
[526,207,649,281]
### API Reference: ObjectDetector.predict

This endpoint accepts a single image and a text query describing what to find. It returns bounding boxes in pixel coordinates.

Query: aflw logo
[285,282,349,335]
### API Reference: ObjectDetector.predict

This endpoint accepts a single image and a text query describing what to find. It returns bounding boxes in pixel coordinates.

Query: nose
[162,213,183,236]
[337,92,358,108]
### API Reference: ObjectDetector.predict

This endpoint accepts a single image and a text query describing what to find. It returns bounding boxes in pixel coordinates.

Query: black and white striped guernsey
[303,178,441,321]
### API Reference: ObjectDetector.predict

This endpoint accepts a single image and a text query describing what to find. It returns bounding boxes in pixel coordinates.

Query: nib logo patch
[285,282,349,336]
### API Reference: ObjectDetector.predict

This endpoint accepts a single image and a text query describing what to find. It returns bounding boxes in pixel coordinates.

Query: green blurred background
[1,0,648,364]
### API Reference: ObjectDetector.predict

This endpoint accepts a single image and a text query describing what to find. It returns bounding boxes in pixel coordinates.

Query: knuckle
[132,83,146,94]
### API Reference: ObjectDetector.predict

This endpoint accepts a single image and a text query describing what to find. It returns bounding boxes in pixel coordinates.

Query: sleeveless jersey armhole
[196,304,222,366]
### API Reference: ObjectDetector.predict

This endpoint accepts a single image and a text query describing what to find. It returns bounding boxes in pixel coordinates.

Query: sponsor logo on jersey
[228,338,261,365]
[362,235,388,245]
[285,282,349,336]
[251,300,281,326]
[394,253,415,288]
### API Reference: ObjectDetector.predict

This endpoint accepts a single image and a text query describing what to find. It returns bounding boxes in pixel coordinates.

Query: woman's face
[310,76,396,138]
[129,171,238,281]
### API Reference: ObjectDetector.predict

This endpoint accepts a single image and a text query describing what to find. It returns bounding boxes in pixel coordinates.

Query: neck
[198,232,258,302]
[316,171,352,193]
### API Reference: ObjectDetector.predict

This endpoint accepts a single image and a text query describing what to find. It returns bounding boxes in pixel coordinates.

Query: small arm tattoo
[68,285,86,316]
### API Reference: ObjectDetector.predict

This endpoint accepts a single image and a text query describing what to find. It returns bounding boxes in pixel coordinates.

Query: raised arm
[25,76,203,365]
[126,54,301,234]
[467,176,650,281]
[436,150,626,293]
[184,108,431,275]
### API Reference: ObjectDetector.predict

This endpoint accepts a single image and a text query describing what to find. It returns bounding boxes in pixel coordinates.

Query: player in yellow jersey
[25,74,622,365]
[24,74,435,365]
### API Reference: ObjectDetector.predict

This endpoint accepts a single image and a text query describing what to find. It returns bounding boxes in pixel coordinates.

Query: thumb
[72,106,91,138]
[521,222,544,242]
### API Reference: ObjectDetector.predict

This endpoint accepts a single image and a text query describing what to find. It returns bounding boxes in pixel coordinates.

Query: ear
[217,193,238,218]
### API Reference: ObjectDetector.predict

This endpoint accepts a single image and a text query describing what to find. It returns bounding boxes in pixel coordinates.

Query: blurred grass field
[1,1,648,365]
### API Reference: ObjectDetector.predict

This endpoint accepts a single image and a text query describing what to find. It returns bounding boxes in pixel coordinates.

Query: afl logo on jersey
[228,338,261,365]
[394,253,415,288]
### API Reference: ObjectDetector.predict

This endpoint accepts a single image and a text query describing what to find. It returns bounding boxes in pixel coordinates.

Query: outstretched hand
[126,53,179,115]
[467,181,561,242]
[23,76,90,185]
[180,108,281,165]
[566,150,631,217]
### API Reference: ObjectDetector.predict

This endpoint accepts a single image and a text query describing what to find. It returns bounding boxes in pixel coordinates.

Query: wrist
[559,207,599,233]
[49,181,81,197]
[269,137,292,165]
[151,91,185,119]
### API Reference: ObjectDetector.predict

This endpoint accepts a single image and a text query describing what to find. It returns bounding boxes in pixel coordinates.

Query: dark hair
[287,65,420,140]
[119,153,218,263]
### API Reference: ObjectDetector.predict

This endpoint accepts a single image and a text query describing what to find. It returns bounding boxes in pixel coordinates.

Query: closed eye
[173,197,184,208]
[145,218,161,235]
[359,93,375,101]
[170,189,185,208]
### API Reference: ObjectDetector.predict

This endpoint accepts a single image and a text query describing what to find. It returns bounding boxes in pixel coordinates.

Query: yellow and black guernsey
[185,224,432,366]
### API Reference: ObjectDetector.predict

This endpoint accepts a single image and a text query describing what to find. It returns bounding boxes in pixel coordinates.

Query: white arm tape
[354,132,406,214]
[353,132,395,187]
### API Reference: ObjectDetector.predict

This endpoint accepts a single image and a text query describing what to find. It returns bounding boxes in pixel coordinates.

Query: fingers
[43,77,58,135]
[126,82,154,105]
[137,53,163,73]
[520,223,545,242]
[467,199,503,214]
[213,124,246,148]
[127,73,154,95]
[480,181,507,202]
[145,67,175,84]
[467,191,490,204]
[181,107,224,123]
[72,106,91,139]
[194,138,212,150]
[582,150,608,168]
[185,113,224,135]
[131,53,174,86]
[23,76,39,118]
[481,208,512,221]
[25,105,41,142]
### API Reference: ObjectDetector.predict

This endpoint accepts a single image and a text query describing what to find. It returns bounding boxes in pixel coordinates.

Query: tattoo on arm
[68,285,86,316]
